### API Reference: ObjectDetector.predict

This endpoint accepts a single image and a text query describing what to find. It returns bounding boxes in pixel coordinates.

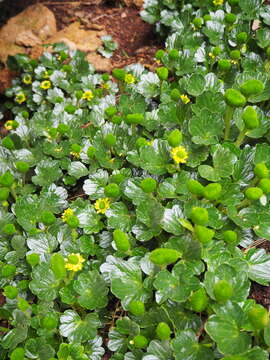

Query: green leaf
[29,262,59,301]
[129,140,170,175]
[204,264,250,302]
[162,302,201,333]
[244,248,270,285]
[192,91,226,115]
[32,160,62,187]
[136,198,163,229]
[153,268,199,303]
[186,74,205,96]
[172,330,214,360]
[76,204,103,234]
[122,178,149,205]
[255,143,270,168]
[73,271,108,310]
[189,109,224,145]
[144,340,173,360]
[100,256,150,304]
[106,202,133,231]
[212,145,238,178]
[24,338,55,360]
[27,233,58,254]
[83,169,108,199]
[1,328,28,350]
[13,195,40,231]
[198,164,220,181]
[68,161,88,179]
[40,184,68,213]
[60,310,101,343]
[161,205,184,235]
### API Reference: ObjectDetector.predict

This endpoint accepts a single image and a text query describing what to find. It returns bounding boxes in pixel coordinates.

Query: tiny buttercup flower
[42,70,50,78]
[22,74,32,84]
[171,146,188,164]
[65,253,85,272]
[125,74,136,84]
[208,52,216,60]
[180,94,190,104]
[94,198,111,214]
[101,82,110,90]
[4,121,14,131]
[15,92,26,104]
[213,0,223,5]
[82,90,94,101]
[62,208,74,222]
[40,80,51,90]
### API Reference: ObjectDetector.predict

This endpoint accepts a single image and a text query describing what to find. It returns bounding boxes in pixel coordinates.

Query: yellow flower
[180,94,191,104]
[82,90,94,101]
[124,74,136,84]
[102,83,110,90]
[43,71,50,79]
[40,80,51,90]
[15,92,26,104]
[171,146,188,164]
[208,52,216,60]
[22,74,32,85]
[62,208,74,222]
[94,198,110,214]
[230,59,238,65]
[70,151,81,158]
[65,253,85,272]
[213,0,223,5]
[4,120,14,131]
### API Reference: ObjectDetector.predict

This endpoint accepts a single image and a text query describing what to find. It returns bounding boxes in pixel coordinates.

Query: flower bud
[194,225,215,244]
[245,187,263,200]
[204,183,222,200]
[254,162,269,179]
[167,129,182,147]
[225,89,246,107]
[242,106,259,129]
[240,79,264,97]
[149,248,181,266]
[156,322,171,340]
[190,207,209,226]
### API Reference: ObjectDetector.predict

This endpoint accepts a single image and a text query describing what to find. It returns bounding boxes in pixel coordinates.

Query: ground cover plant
[2,0,270,359]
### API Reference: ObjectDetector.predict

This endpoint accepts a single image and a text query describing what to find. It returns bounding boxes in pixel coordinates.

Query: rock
[15,30,42,47]
[46,22,105,53]
[0,4,56,62]
[86,53,112,72]
[0,4,56,42]
[123,0,144,8]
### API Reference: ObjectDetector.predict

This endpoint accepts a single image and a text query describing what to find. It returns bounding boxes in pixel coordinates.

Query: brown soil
[250,283,270,308]
[0,0,161,70]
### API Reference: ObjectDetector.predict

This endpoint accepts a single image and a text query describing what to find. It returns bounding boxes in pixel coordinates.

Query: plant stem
[224,105,234,141]
[235,129,247,147]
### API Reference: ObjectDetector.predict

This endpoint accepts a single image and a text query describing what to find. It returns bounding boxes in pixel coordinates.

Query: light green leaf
[59,310,101,343]
[68,161,88,179]
[106,202,133,231]
[172,330,214,360]
[73,271,108,310]
[29,262,59,301]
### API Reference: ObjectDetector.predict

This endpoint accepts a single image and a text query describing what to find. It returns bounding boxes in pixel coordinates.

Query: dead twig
[243,238,267,253]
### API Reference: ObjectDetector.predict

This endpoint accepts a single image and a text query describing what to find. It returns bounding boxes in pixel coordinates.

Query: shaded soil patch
[250,282,270,308]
